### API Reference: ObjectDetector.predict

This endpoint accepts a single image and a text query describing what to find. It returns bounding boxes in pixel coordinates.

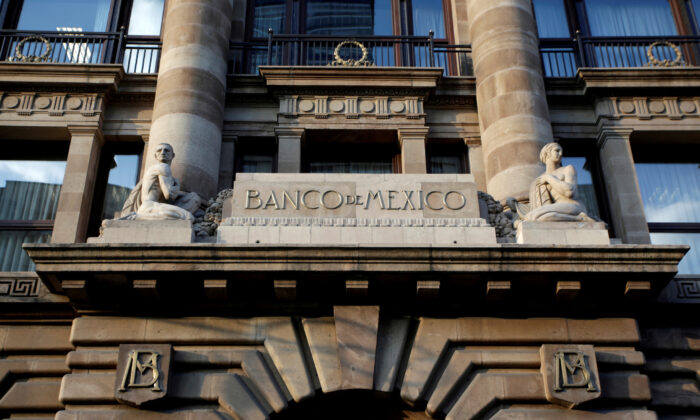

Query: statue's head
[539,142,562,165]
[154,143,175,164]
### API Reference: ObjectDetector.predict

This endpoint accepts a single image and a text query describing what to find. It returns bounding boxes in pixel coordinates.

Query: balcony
[541,34,700,78]
[229,32,473,77]
[4,29,699,80]
[0,29,161,74]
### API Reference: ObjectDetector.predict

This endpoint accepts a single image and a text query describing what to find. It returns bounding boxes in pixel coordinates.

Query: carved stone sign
[115,344,172,407]
[227,173,481,219]
[540,344,601,408]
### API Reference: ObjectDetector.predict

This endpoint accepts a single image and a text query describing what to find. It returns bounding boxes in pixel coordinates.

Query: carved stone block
[540,344,601,408]
[115,344,172,407]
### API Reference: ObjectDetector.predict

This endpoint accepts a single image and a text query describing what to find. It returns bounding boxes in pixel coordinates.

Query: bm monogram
[553,350,597,392]
[118,350,162,392]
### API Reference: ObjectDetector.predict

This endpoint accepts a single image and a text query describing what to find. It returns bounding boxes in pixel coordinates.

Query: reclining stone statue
[119,143,203,221]
[507,142,596,225]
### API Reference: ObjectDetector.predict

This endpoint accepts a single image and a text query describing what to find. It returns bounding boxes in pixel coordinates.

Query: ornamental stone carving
[119,143,203,221]
[507,143,595,224]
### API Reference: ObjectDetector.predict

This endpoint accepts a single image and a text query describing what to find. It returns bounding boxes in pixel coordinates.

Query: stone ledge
[0,63,124,91]
[23,244,687,309]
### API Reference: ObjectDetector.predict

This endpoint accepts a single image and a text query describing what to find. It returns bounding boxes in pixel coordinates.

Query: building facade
[0,0,698,418]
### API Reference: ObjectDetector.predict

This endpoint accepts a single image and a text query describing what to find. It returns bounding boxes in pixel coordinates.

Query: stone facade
[0,1,698,420]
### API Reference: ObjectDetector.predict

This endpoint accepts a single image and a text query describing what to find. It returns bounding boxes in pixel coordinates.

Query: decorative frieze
[0,274,40,297]
[610,96,699,120]
[0,92,103,118]
[280,94,424,120]
[222,216,489,227]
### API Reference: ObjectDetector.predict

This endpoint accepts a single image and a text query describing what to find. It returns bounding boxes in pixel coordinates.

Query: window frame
[425,139,469,175]
[245,0,454,41]
[234,137,278,177]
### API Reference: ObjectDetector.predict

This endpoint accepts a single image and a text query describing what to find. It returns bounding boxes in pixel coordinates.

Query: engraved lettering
[302,190,320,209]
[246,190,262,209]
[264,192,281,209]
[387,190,399,210]
[346,195,355,205]
[553,351,596,392]
[365,190,386,209]
[119,351,162,392]
[402,190,416,210]
[355,195,364,206]
[321,190,343,209]
[424,191,444,210]
[282,190,299,210]
[443,191,467,210]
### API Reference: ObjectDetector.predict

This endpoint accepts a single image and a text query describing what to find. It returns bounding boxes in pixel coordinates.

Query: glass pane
[128,0,165,36]
[252,0,286,38]
[650,233,700,274]
[412,0,445,38]
[241,154,274,173]
[0,230,52,272]
[562,157,601,220]
[17,0,112,32]
[533,0,570,38]
[309,161,392,173]
[0,160,65,220]
[584,0,677,36]
[102,155,139,220]
[636,163,700,223]
[305,0,393,35]
[429,155,461,174]
[693,0,700,29]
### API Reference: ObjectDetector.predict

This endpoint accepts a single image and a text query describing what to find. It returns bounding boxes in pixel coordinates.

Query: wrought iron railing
[541,33,700,78]
[0,29,161,74]
[229,30,473,76]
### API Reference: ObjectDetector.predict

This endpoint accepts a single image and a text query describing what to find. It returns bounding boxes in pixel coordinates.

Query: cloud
[0,161,66,188]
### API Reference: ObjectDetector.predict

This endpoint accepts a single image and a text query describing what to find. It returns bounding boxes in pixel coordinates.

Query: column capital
[596,127,634,148]
[397,127,429,145]
[275,127,305,139]
[67,125,103,141]
[464,136,481,147]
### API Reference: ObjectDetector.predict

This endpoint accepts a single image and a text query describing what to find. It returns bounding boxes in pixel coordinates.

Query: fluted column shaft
[467,0,553,201]
[147,0,233,199]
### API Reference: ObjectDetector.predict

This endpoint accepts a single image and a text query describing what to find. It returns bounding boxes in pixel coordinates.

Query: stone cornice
[260,66,443,97]
[25,244,687,310]
[0,63,123,93]
[578,68,700,93]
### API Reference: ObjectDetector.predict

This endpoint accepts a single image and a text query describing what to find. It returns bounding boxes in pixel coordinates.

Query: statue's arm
[543,166,577,198]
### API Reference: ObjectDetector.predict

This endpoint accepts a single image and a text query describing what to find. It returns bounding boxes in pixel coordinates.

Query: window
[235,138,277,175]
[634,144,700,274]
[244,0,452,72]
[533,0,700,74]
[121,0,165,73]
[0,143,68,271]
[426,140,468,174]
[14,0,112,32]
[87,143,142,238]
[559,141,610,227]
[302,130,399,174]
[248,0,445,38]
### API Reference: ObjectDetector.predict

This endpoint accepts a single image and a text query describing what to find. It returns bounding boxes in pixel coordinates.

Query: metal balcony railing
[229,30,473,76]
[0,29,161,73]
[541,33,700,78]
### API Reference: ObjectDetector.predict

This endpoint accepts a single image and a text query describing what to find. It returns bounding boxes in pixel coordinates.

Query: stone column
[276,128,304,173]
[146,0,233,199]
[398,127,428,174]
[465,137,486,191]
[467,0,553,201]
[598,128,651,244]
[51,126,103,243]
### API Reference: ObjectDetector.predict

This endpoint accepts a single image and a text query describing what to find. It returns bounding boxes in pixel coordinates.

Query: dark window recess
[234,138,277,175]
[426,140,468,174]
[302,130,399,174]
